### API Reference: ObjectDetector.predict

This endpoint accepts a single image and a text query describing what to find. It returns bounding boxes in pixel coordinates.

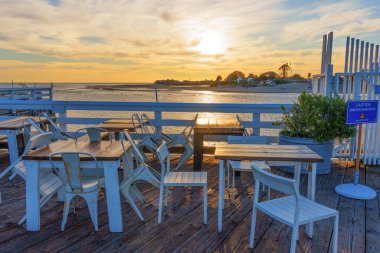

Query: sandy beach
[88,82,311,93]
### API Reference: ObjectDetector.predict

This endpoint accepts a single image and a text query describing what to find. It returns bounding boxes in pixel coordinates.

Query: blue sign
[346,100,378,125]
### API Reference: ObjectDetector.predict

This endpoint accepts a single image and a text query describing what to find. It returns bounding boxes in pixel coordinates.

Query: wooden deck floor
[0,150,379,253]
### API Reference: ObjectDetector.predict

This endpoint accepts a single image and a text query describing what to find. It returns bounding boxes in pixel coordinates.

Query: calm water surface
[53,83,299,135]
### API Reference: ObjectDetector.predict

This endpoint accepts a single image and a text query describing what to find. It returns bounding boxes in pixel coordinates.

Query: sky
[0,0,380,83]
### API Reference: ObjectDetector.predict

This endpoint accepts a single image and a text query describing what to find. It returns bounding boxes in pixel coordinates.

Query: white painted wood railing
[0,100,291,142]
[0,88,53,101]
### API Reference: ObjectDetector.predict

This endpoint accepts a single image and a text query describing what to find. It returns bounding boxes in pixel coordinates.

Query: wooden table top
[214,143,324,163]
[23,140,128,161]
[0,116,52,130]
[194,118,244,135]
[96,119,136,132]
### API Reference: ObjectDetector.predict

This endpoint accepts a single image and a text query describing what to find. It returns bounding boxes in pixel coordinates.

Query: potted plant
[276,92,356,174]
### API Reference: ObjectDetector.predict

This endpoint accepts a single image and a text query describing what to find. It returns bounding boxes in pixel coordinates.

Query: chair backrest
[156,143,171,183]
[49,152,98,193]
[22,132,53,156]
[251,166,299,198]
[23,118,46,135]
[140,114,157,134]
[132,113,146,141]
[227,135,267,145]
[121,130,146,166]
[74,127,111,142]
[39,112,74,140]
[236,115,252,136]
[183,113,199,139]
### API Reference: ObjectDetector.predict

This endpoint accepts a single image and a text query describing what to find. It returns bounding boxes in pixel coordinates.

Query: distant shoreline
[87,82,311,93]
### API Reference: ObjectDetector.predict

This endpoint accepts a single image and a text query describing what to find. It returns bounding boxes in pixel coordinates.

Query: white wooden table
[214,143,324,237]
[23,139,127,232]
[0,116,52,164]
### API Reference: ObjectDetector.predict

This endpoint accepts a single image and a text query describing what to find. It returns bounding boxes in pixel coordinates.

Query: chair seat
[65,178,104,193]
[257,196,338,226]
[164,172,207,186]
[229,160,270,171]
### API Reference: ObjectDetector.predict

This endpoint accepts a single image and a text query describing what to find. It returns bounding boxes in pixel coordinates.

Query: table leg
[306,162,317,238]
[7,130,19,164]
[103,161,123,232]
[193,132,203,171]
[218,160,225,233]
[25,160,40,231]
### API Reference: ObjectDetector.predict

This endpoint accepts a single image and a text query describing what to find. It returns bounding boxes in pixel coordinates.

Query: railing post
[154,111,162,132]
[252,113,260,136]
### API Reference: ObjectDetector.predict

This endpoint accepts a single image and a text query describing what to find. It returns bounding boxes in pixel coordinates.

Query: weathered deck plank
[0,150,379,253]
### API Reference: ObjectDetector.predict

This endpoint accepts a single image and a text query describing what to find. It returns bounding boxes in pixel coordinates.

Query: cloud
[79,36,106,44]
[0,0,379,82]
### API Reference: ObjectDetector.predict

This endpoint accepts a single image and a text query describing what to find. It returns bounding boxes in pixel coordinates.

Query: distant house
[259,79,274,86]
[236,76,255,84]
[247,77,255,84]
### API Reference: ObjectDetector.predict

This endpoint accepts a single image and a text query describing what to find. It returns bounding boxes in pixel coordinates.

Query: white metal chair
[156,143,207,224]
[227,135,271,202]
[39,112,75,141]
[140,113,173,144]
[131,113,160,163]
[119,130,161,221]
[249,166,339,253]
[49,152,104,231]
[166,113,198,170]
[0,132,63,225]
[74,127,112,142]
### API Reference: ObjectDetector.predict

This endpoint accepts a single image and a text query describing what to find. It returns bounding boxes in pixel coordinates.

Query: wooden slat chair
[0,132,63,225]
[74,127,111,142]
[249,166,339,253]
[49,152,104,231]
[156,143,208,224]
[39,112,75,141]
[119,130,161,221]
[227,135,271,202]
[166,113,198,170]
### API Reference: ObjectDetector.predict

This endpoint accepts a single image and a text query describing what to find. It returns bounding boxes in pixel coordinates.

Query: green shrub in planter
[275,92,356,174]
[277,92,356,142]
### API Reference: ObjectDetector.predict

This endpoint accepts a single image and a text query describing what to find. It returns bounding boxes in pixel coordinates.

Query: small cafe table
[193,118,244,171]
[0,116,52,164]
[23,139,128,232]
[214,143,324,237]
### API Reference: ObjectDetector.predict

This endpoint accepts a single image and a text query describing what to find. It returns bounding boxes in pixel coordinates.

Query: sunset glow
[0,0,379,82]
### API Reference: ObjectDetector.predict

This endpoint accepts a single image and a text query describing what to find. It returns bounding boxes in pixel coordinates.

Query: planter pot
[279,135,334,174]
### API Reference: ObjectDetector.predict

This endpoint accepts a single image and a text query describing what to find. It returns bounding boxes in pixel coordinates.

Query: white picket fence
[313,33,380,165]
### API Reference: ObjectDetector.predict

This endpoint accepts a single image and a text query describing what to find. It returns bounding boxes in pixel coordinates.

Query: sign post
[335,100,378,200]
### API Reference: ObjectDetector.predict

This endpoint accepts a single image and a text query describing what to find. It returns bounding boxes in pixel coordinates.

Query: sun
[196,30,226,55]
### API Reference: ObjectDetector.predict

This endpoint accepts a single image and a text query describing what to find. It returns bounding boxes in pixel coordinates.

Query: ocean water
[52,83,299,135]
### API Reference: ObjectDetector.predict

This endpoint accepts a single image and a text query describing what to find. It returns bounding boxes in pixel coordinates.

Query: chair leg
[125,192,145,221]
[203,185,208,224]
[290,225,299,253]
[332,214,339,253]
[232,169,235,202]
[227,162,230,197]
[158,185,164,224]
[249,206,258,248]
[83,192,99,231]
[267,187,271,200]
[61,194,73,231]
[164,187,169,207]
